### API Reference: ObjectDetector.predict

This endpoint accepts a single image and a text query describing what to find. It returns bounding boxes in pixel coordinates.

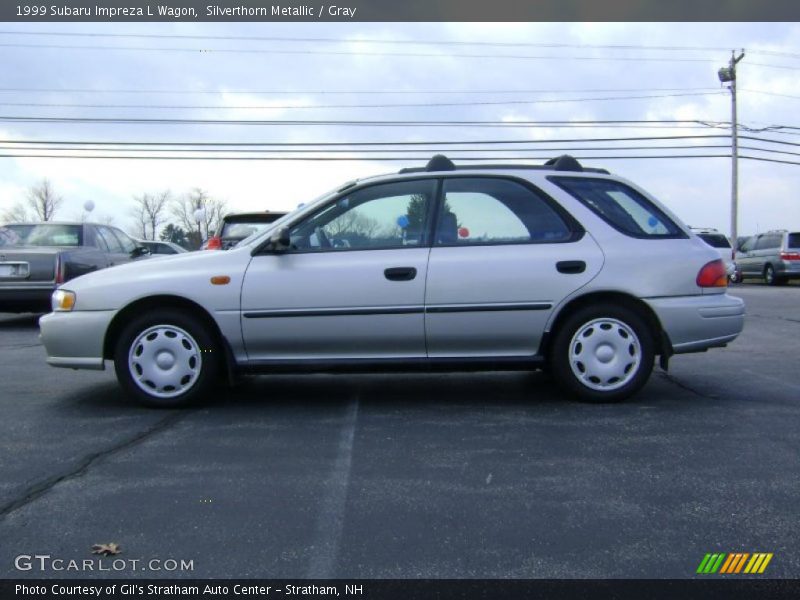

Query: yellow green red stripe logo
[697,553,773,574]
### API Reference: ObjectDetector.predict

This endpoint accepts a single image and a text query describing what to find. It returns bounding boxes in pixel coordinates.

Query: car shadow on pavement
[53,368,707,415]
[211,370,688,413]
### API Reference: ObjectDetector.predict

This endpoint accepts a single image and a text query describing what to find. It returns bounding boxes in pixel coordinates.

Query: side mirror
[269,227,291,252]
[131,246,150,258]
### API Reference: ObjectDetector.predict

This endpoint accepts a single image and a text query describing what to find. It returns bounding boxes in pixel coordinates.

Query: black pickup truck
[0,222,150,313]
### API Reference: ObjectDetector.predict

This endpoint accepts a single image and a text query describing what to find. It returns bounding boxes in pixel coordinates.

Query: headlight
[51,289,76,312]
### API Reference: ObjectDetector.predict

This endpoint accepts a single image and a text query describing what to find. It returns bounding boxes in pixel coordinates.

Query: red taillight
[696,259,728,287]
[780,251,800,261]
[54,254,64,284]
[205,236,222,250]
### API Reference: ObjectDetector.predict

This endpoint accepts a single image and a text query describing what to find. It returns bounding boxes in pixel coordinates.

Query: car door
[240,179,438,361]
[95,226,128,267]
[424,177,604,358]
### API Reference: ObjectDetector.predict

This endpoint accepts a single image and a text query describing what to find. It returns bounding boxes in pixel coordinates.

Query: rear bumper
[644,293,745,354]
[0,284,54,313]
[39,309,115,370]
[776,260,800,277]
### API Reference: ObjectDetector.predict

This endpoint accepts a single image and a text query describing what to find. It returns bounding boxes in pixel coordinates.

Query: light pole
[718,49,745,253]
[193,207,206,249]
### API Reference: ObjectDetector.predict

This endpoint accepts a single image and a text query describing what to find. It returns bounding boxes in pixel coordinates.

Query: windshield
[221,221,275,240]
[697,233,731,249]
[788,233,800,249]
[0,224,82,247]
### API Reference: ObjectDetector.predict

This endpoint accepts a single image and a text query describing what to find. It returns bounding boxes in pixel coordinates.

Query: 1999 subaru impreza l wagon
[40,155,745,407]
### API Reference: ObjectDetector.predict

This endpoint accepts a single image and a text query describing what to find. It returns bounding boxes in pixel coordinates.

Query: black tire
[549,303,655,403]
[113,309,220,408]
[764,264,777,286]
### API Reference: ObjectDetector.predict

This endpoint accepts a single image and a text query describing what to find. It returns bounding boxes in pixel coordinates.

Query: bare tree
[325,210,380,239]
[131,190,171,240]
[26,179,63,221]
[1,202,29,223]
[171,188,227,249]
[130,198,148,238]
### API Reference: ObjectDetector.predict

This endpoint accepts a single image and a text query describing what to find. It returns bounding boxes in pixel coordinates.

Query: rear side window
[550,177,685,239]
[436,178,574,246]
[756,234,781,250]
[788,233,800,249]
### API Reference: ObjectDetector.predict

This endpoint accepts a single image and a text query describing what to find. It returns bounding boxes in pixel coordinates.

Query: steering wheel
[314,227,332,249]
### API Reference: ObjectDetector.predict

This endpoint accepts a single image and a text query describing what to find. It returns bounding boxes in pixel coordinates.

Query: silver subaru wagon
[40,155,745,407]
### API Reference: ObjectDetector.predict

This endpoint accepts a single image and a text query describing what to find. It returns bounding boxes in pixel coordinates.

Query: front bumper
[39,309,116,370]
[644,292,745,354]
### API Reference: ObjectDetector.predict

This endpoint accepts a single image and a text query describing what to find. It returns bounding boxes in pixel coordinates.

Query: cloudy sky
[0,21,799,238]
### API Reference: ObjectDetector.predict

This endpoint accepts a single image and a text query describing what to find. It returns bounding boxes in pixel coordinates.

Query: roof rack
[398,154,610,175]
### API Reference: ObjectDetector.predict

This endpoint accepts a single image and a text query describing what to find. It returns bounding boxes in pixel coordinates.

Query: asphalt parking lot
[0,284,798,579]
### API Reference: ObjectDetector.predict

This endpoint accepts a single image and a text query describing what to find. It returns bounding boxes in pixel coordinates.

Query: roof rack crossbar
[398,154,609,175]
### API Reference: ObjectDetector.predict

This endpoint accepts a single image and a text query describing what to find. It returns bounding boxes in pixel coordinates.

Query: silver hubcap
[128,324,202,398]
[569,318,641,392]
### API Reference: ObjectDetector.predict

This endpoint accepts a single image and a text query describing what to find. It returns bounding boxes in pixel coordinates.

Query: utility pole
[718,50,745,253]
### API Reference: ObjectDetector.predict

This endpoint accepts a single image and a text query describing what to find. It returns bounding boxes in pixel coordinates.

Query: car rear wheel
[550,304,655,403]
[113,309,219,408]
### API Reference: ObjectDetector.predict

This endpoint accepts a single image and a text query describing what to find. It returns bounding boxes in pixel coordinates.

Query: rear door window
[549,176,684,239]
[97,227,123,253]
[435,177,574,246]
[111,228,137,254]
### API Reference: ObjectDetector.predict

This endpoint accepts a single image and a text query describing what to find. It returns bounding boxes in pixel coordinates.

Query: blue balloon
[397,215,410,229]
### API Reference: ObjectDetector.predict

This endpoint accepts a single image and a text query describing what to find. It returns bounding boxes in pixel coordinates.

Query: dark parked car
[205,211,288,250]
[0,222,149,313]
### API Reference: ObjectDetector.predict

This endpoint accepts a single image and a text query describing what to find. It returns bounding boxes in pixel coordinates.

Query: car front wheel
[550,304,655,403]
[113,309,219,408]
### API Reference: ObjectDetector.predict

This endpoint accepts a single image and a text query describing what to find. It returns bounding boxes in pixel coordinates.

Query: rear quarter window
[549,176,685,239]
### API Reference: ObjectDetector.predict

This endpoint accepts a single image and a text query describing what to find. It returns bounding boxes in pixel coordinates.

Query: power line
[0,86,721,96]
[0,92,725,111]
[0,144,735,154]
[0,134,732,146]
[0,116,731,127]
[741,88,800,101]
[740,154,800,166]
[0,42,721,63]
[0,30,743,52]
[0,153,736,161]
[744,61,800,72]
